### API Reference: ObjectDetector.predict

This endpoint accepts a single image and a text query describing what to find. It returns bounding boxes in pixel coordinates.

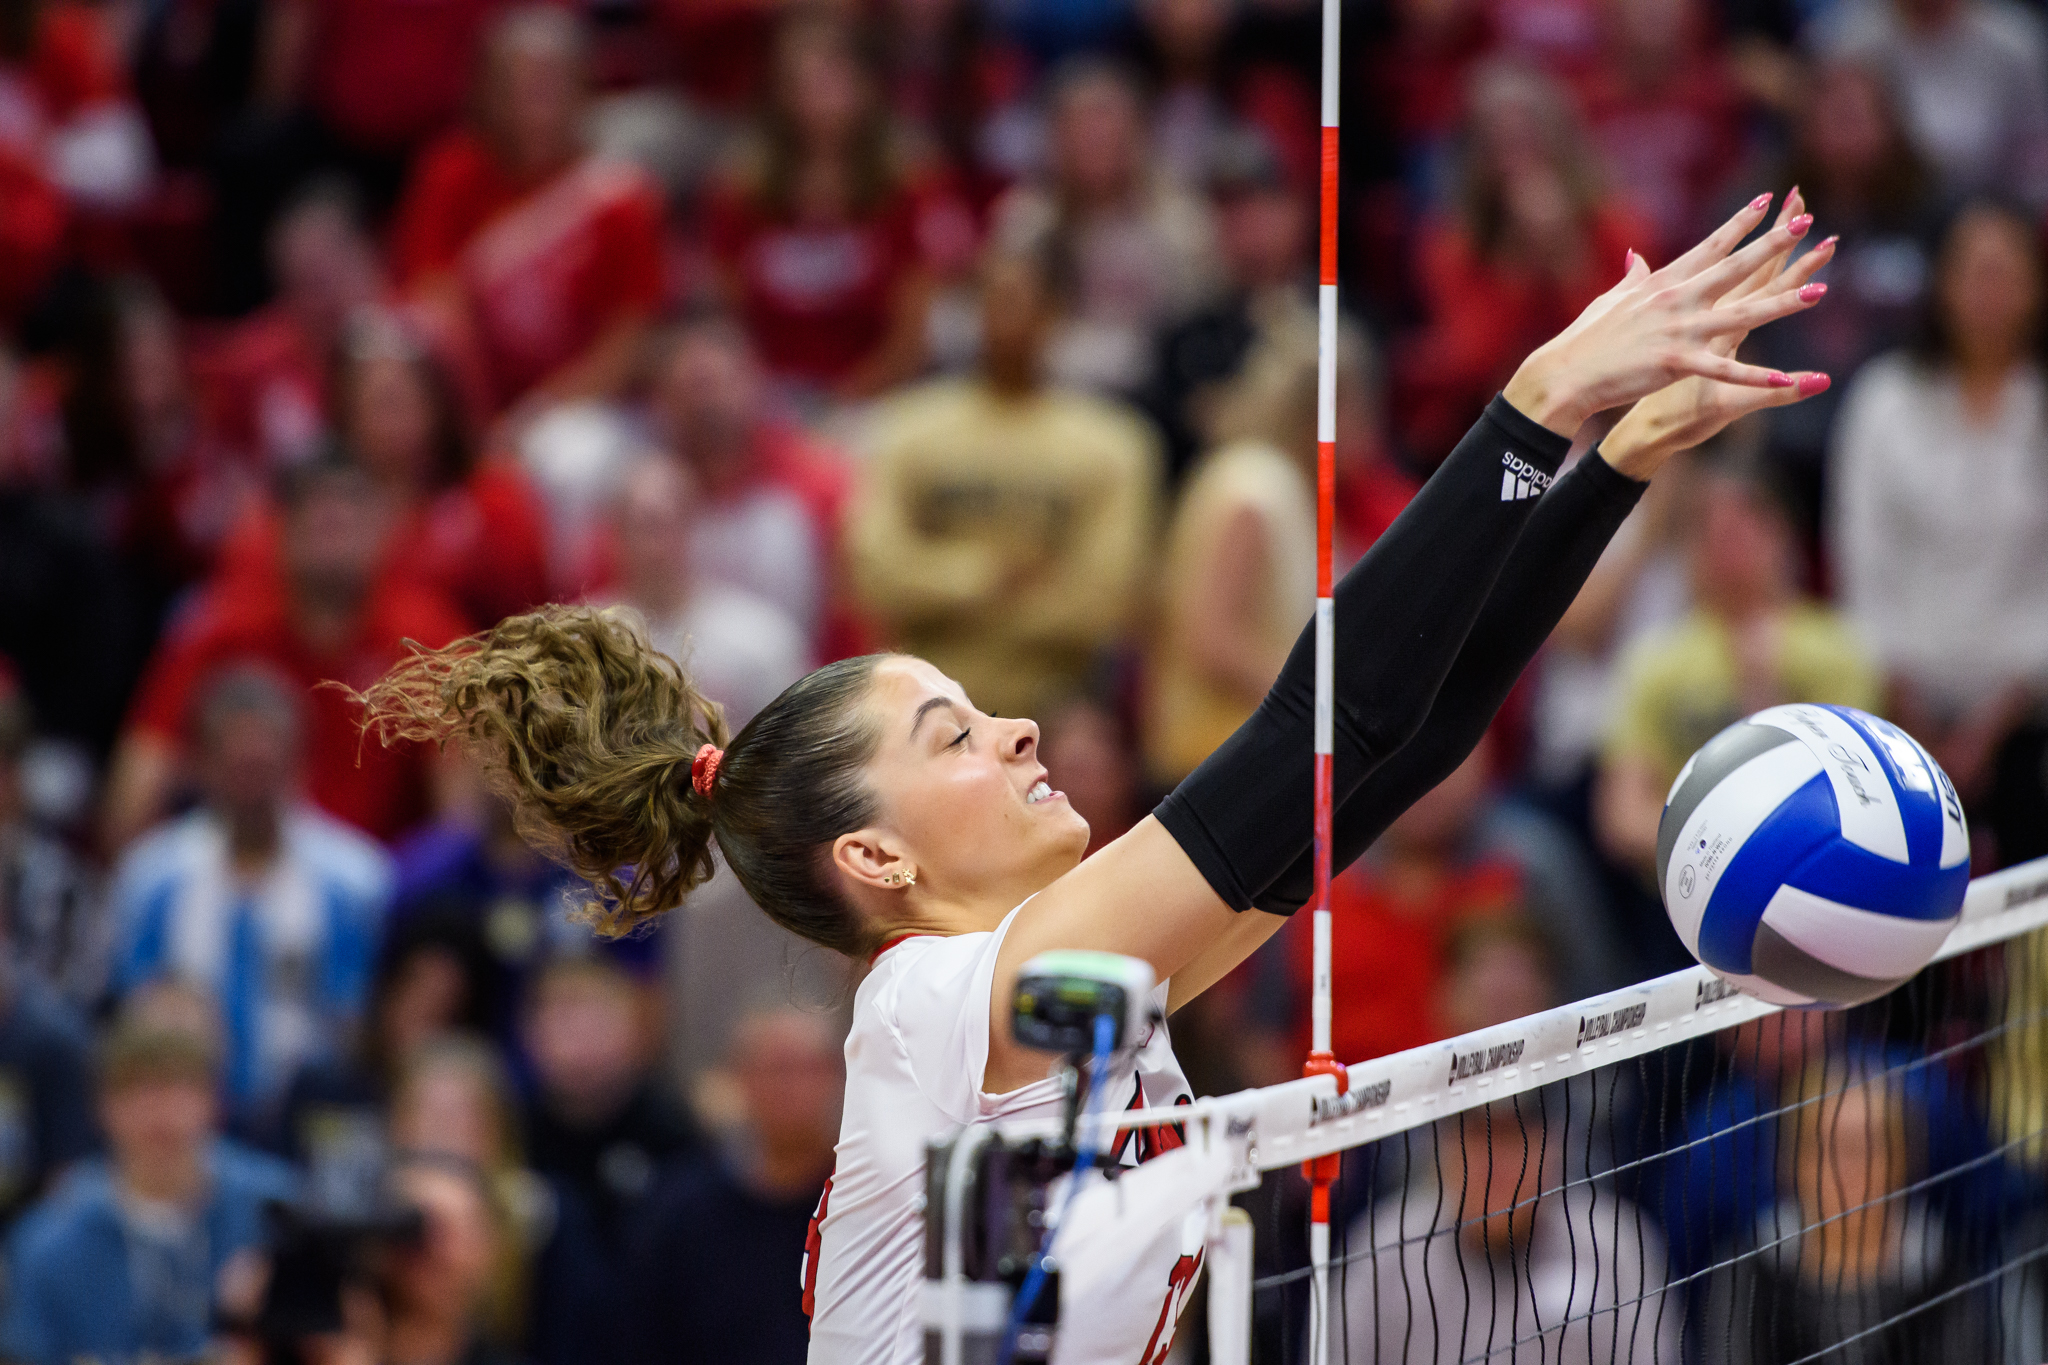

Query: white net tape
[994,857,2048,1174]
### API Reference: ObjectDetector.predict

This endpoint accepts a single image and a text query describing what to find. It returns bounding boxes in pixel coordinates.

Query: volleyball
[1656,704,1971,1009]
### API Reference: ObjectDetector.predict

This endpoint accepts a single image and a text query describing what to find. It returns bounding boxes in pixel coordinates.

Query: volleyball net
[969,853,2048,1364]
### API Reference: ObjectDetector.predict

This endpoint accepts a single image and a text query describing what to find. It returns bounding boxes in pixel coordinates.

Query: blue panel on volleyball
[1655,704,1970,1010]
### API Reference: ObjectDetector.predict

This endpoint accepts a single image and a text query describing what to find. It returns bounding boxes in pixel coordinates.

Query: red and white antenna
[1300,0,1345,1361]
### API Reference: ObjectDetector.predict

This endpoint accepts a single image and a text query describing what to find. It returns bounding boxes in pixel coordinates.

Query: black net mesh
[1238,927,2048,1364]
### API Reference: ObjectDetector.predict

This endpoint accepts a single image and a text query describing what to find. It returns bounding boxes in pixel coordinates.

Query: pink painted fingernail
[1797,373,1832,396]
[1624,248,1636,271]
[1819,234,1840,249]
[1750,193,1773,212]
[1768,371,1795,387]
[1798,282,1827,302]
[1787,214,1813,238]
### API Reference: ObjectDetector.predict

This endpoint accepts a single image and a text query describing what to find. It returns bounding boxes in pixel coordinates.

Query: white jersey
[803,906,1200,1365]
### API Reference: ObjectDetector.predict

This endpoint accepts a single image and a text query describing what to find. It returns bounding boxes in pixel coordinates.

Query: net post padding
[988,855,2048,1177]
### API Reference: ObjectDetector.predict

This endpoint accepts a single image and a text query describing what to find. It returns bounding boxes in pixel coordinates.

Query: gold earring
[885,870,916,887]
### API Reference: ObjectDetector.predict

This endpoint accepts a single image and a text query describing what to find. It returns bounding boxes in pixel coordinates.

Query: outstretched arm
[1251,195,1838,915]
[1149,198,1830,915]
[989,195,1828,1083]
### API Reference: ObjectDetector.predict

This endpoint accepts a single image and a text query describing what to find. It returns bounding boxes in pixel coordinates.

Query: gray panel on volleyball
[1750,922,1907,1008]
[1656,720,1800,884]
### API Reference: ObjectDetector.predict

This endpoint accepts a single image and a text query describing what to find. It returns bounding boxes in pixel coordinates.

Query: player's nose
[1004,716,1040,762]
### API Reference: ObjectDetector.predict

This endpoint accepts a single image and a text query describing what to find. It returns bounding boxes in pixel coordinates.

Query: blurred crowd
[0,0,2046,1355]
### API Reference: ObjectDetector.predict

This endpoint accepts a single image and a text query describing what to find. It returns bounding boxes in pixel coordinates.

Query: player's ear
[832,830,917,894]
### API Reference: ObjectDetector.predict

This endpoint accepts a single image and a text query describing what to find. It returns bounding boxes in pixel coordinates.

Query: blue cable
[996,1011,1118,1365]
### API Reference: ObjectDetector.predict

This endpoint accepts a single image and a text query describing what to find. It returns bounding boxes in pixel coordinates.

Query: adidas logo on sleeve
[1499,451,1555,502]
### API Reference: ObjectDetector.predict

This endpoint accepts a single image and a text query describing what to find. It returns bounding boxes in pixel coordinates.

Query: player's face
[858,657,1093,903]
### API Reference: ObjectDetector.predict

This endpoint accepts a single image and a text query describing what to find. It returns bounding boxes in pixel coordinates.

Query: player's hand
[1599,189,1837,478]
[1502,190,1827,438]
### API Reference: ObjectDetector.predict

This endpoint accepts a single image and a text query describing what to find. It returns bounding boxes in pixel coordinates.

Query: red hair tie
[690,744,725,799]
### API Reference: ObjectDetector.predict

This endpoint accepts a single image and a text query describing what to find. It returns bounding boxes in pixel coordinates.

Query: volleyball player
[352,192,1835,1364]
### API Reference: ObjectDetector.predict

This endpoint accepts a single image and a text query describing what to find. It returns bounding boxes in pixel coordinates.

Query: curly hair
[349,606,887,953]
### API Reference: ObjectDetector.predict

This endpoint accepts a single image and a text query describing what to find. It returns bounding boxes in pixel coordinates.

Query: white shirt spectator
[991,177,1224,393]
[108,807,391,1119]
[600,453,816,728]
[1344,1179,1678,1365]
[637,581,809,731]
[1818,0,2048,206]
[688,486,825,645]
[1828,353,2048,713]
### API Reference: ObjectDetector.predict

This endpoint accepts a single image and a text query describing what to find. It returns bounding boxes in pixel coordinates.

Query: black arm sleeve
[1154,394,1571,911]
[1250,450,1647,914]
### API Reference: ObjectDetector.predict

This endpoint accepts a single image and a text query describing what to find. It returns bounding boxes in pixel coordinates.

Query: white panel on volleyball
[1759,884,1958,979]
[985,855,2048,1178]
[1661,737,1823,957]
[1749,703,1910,862]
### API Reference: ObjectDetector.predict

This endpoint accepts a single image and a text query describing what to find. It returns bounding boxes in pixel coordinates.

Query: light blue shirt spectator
[110,806,391,1122]
[0,1141,297,1365]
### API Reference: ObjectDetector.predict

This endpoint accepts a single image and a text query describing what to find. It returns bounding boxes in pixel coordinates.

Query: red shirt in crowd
[0,147,64,323]
[1394,203,1647,458]
[1292,856,1523,1065]
[189,308,329,471]
[303,0,511,153]
[118,428,264,595]
[125,573,469,841]
[2,0,127,133]
[391,132,668,408]
[213,464,551,632]
[648,0,778,111]
[1335,460,1422,574]
[1578,66,1745,262]
[1489,0,1603,75]
[0,0,122,312]
[1230,67,1322,200]
[702,173,963,388]
[1365,3,1496,155]
[386,463,550,627]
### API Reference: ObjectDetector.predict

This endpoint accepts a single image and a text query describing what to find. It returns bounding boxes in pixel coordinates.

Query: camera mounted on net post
[921,951,1158,1365]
